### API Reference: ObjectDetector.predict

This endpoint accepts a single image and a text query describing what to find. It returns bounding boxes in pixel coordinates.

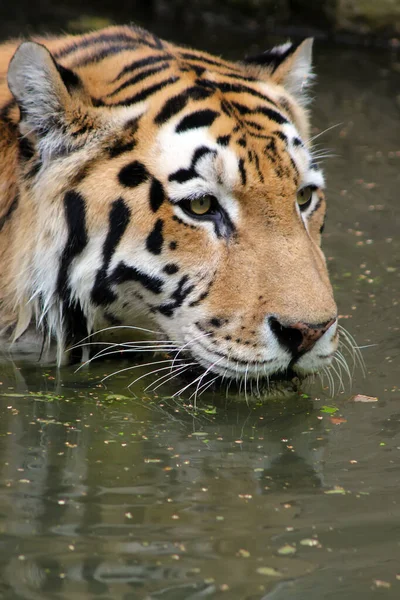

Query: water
[1,13,400,599]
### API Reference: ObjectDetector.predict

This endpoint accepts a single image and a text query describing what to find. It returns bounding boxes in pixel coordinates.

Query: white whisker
[101,358,187,383]
[309,122,343,143]
[197,376,219,399]
[75,345,177,371]
[145,364,196,392]
[244,363,249,406]
[338,324,366,375]
[128,362,194,390]
[170,331,212,371]
[329,360,344,394]
[71,324,165,348]
[191,356,225,409]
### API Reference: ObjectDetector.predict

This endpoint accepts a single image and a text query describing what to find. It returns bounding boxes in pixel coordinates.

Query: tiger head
[5,26,338,381]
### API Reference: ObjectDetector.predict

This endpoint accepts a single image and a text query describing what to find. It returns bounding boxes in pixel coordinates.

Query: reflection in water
[0,364,329,599]
[2,355,400,600]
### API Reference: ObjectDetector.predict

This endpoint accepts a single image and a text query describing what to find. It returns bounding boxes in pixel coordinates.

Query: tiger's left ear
[7,41,89,160]
[244,39,314,104]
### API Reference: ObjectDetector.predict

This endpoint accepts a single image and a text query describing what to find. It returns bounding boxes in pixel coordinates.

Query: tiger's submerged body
[0,24,339,388]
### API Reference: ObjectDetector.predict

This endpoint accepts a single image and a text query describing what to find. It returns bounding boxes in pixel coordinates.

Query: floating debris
[324,486,346,495]
[300,538,320,547]
[256,566,283,577]
[277,544,296,556]
[351,395,378,403]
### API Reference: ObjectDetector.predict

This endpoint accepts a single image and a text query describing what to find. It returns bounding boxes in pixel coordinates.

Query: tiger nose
[269,317,336,355]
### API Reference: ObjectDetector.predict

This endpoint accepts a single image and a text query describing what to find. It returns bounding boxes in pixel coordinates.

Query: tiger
[0,24,338,388]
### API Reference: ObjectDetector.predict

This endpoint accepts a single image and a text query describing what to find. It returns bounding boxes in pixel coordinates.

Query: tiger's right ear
[244,39,314,105]
[7,41,81,153]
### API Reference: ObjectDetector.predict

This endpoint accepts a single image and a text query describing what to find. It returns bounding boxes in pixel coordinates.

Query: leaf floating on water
[320,405,339,414]
[324,486,346,495]
[277,544,296,556]
[256,566,283,577]
[330,417,347,425]
[351,394,378,403]
[201,406,217,415]
[1,392,64,400]
[105,394,131,401]
[300,538,319,547]
[373,579,391,589]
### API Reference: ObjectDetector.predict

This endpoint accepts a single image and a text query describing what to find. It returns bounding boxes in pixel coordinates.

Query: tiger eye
[297,186,313,207]
[190,195,213,215]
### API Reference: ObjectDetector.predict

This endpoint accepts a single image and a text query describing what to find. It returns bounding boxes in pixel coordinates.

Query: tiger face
[2,26,338,381]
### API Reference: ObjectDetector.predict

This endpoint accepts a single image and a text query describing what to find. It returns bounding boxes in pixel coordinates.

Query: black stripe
[179,52,239,71]
[220,100,233,117]
[57,191,89,348]
[107,118,139,158]
[56,64,81,92]
[189,289,209,307]
[156,275,194,317]
[154,86,213,125]
[176,109,219,133]
[119,161,149,187]
[108,63,170,97]
[218,71,257,82]
[110,262,163,294]
[289,156,300,177]
[150,32,164,50]
[57,190,88,299]
[108,139,136,158]
[238,158,247,186]
[149,178,165,212]
[92,77,179,107]
[0,195,18,232]
[217,135,231,146]
[192,147,216,168]
[273,130,288,143]
[168,147,215,184]
[244,42,300,73]
[230,101,252,115]
[256,106,288,125]
[243,120,263,131]
[18,137,35,161]
[254,152,264,183]
[146,219,164,255]
[101,198,131,264]
[113,54,172,82]
[73,44,139,68]
[54,32,139,60]
[265,136,278,156]
[91,198,131,305]
[197,79,280,107]
[169,169,195,184]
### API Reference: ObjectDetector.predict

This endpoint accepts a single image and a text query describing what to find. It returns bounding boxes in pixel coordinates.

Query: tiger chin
[0,24,339,395]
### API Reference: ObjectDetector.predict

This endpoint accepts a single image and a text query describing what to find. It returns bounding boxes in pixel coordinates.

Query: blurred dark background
[1,0,399,48]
